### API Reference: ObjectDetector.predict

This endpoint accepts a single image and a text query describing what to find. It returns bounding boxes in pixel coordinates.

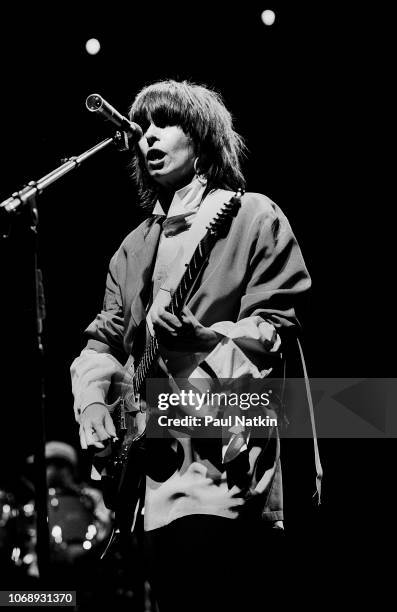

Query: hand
[151,299,220,352]
[79,402,116,450]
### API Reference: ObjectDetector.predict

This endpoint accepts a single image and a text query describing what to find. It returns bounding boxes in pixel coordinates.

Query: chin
[152,175,169,188]
[153,172,175,187]
[149,167,168,180]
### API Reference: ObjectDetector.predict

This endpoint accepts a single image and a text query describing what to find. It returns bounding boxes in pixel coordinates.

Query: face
[137,122,196,190]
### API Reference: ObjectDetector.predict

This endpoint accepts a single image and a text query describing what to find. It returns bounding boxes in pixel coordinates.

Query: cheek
[175,140,195,164]
[184,145,196,167]
[169,130,193,157]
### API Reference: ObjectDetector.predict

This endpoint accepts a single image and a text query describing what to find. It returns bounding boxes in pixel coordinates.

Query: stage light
[85,524,97,540]
[23,503,34,516]
[261,10,276,26]
[51,525,63,543]
[85,38,101,55]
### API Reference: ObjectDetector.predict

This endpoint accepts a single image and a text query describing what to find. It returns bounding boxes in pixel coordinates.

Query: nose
[146,134,157,147]
[144,123,159,147]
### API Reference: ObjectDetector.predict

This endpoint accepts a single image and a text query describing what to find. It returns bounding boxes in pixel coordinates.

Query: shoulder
[121,216,158,248]
[241,193,294,238]
[111,216,159,261]
[217,190,289,233]
[216,190,296,249]
[215,189,281,220]
[241,192,279,220]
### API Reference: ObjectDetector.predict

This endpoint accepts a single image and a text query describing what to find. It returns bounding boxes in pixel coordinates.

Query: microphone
[85,94,143,141]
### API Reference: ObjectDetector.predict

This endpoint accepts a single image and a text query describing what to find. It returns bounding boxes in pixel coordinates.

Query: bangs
[128,79,246,210]
[129,84,196,134]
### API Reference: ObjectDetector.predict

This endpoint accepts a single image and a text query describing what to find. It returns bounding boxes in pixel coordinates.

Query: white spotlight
[85,38,101,55]
[261,10,276,26]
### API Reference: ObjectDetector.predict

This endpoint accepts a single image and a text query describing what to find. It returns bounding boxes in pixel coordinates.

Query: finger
[79,426,88,450]
[93,421,111,442]
[181,306,196,323]
[92,438,105,449]
[229,485,243,497]
[104,412,117,438]
[182,305,194,316]
[154,320,176,334]
[179,312,191,326]
[158,310,182,329]
[84,424,105,449]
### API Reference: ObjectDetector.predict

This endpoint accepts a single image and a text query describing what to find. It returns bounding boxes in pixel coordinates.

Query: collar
[152,176,206,217]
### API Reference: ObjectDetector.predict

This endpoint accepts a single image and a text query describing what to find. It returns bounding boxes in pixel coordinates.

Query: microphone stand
[0,129,133,584]
[0,133,129,216]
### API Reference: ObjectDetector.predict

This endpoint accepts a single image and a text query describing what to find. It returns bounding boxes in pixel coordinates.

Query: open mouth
[146,149,166,162]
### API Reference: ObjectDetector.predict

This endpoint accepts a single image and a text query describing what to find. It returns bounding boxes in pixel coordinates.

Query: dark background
[0,1,388,594]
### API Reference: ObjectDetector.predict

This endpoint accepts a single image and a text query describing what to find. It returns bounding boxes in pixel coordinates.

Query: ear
[199,151,210,173]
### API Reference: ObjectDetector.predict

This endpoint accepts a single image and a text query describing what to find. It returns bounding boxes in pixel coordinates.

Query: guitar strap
[296,337,323,504]
[146,189,229,336]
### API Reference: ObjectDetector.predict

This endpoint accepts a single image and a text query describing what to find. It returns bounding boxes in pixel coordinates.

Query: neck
[156,172,199,213]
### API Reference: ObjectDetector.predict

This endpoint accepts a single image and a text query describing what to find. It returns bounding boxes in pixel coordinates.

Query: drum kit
[0,484,112,578]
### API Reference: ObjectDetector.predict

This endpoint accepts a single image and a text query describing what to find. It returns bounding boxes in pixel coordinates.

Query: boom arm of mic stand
[0,133,122,217]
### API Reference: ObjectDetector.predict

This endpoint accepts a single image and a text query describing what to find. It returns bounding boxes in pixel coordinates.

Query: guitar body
[101,429,145,535]
[102,354,147,520]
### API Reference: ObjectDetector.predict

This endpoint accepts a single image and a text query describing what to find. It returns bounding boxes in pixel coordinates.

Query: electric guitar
[99,188,244,540]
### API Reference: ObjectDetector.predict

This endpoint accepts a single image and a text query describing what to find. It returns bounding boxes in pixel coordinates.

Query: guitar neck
[128,233,214,397]
[169,232,215,316]
[124,189,243,403]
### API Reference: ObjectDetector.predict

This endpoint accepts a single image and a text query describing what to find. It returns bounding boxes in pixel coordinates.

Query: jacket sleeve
[70,348,123,422]
[70,250,126,422]
[201,201,311,379]
[83,250,127,360]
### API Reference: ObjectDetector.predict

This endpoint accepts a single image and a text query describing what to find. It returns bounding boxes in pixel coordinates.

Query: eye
[132,113,150,134]
[152,118,169,129]
[137,118,150,134]
[151,108,177,129]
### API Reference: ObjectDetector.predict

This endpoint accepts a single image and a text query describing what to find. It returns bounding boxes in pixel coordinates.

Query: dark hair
[129,80,247,210]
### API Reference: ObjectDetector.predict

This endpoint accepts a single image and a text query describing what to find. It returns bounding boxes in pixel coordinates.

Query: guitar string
[119,192,242,411]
